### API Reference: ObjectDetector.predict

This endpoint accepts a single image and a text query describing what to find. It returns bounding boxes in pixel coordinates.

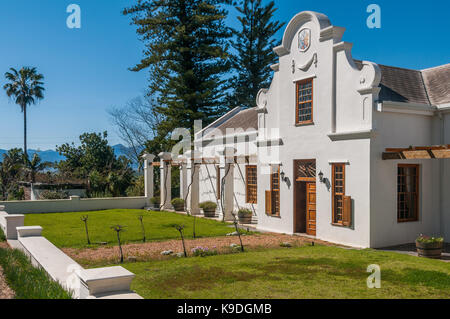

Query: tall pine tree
[124,0,232,153]
[229,0,284,109]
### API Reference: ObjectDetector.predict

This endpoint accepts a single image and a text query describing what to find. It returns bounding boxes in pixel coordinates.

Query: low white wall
[31,187,87,201]
[0,196,148,214]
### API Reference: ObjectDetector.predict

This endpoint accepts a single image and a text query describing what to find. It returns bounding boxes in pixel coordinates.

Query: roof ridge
[421,63,450,72]
[419,70,432,105]
[355,58,450,73]
[377,63,421,73]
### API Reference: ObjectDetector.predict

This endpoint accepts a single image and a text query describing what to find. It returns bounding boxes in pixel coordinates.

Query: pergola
[382,145,450,160]
[141,150,257,222]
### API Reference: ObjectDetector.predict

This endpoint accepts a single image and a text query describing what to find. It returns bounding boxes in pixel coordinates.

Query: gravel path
[63,233,336,266]
[0,242,15,299]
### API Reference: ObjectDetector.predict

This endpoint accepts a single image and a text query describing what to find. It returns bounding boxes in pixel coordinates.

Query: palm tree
[3,67,45,159]
[24,153,52,183]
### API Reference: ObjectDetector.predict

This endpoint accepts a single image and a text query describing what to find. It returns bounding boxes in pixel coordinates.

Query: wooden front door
[306,182,316,236]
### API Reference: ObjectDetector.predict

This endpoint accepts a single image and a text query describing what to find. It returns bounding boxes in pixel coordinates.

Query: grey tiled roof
[203,107,258,138]
[355,60,450,105]
[422,64,450,105]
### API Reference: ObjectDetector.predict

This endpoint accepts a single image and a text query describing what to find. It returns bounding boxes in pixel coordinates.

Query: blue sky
[0,0,448,150]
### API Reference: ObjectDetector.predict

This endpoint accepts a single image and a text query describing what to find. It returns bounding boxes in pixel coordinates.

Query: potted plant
[171,198,185,212]
[237,208,253,224]
[199,201,217,218]
[416,234,444,259]
[149,196,160,211]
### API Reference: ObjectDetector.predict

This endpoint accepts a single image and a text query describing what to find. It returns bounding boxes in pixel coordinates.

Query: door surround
[293,159,317,235]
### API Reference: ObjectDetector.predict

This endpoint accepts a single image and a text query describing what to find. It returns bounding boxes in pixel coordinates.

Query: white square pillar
[159,152,172,210]
[142,154,155,206]
[178,157,188,203]
[219,147,236,222]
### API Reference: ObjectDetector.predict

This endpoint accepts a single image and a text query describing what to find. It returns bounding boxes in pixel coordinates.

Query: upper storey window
[296,78,313,125]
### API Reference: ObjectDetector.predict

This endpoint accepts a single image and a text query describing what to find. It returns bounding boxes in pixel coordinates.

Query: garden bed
[65,233,333,267]
[25,209,242,248]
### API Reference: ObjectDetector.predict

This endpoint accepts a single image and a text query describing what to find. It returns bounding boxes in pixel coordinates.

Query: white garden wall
[0,196,148,214]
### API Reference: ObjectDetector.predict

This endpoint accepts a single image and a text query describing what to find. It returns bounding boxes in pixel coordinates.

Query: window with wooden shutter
[216,165,221,200]
[332,163,346,225]
[296,78,313,125]
[246,165,257,204]
[270,165,280,216]
[397,164,419,222]
[342,196,352,227]
[265,191,272,215]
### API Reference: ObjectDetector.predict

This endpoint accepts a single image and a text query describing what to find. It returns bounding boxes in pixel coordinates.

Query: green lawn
[25,209,237,248]
[122,245,450,299]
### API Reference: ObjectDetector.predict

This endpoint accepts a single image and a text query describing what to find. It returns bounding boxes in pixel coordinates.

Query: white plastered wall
[255,11,379,247]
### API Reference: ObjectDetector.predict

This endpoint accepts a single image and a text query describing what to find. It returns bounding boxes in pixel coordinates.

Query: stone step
[78,266,137,299]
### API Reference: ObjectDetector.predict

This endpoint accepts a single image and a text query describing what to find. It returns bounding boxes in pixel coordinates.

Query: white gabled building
[153,11,449,248]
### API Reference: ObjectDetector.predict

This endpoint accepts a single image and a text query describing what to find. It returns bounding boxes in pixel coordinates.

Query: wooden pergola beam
[383,144,450,160]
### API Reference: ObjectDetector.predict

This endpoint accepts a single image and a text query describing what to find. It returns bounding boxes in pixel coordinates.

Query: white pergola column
[220,147,236,222]
[178,156,188,203]
[142,154,155,206]
[159,152,172,210]
[185,150,201,216]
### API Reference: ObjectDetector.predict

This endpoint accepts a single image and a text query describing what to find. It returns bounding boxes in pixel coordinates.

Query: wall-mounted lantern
[318,171,324,183]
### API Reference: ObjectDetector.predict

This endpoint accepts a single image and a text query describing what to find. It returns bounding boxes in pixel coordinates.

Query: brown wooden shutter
[265,191,272,215]
[343,196,352,227]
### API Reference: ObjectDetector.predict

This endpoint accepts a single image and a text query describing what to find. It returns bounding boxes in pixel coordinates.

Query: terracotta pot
[416,241,443,259]
[203,209,216,218]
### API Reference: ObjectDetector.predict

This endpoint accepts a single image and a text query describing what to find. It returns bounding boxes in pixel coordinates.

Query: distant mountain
[0,144,134,165]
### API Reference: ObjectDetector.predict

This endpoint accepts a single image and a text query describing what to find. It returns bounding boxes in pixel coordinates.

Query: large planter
[416,241,443,259]
[173,204,184,212]
[203,209,216,218]
[238,214,252,224]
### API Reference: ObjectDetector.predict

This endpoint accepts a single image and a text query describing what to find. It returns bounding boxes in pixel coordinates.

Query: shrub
[416,234,444,244]
[88,190,113,198]
[126,175,145,197]
[7,185,25,201]
[150,197,160,205]
[0,247,72,299]
[0,227,5,242]
[171,198,185,207]
[238,208,252,217]
[40,190,69,200]
[199,201,217,211]
[191,246,218,257]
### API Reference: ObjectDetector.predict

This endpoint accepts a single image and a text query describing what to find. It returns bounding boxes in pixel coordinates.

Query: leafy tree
[124,0,232,150]
[56,132,135,197]
[229,0,284,108]
[56,132,115,180]
[3,67,45,158]
[0,149,25,200]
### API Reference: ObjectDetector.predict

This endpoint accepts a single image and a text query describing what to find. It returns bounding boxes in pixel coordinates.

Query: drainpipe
[438,112,445,237]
